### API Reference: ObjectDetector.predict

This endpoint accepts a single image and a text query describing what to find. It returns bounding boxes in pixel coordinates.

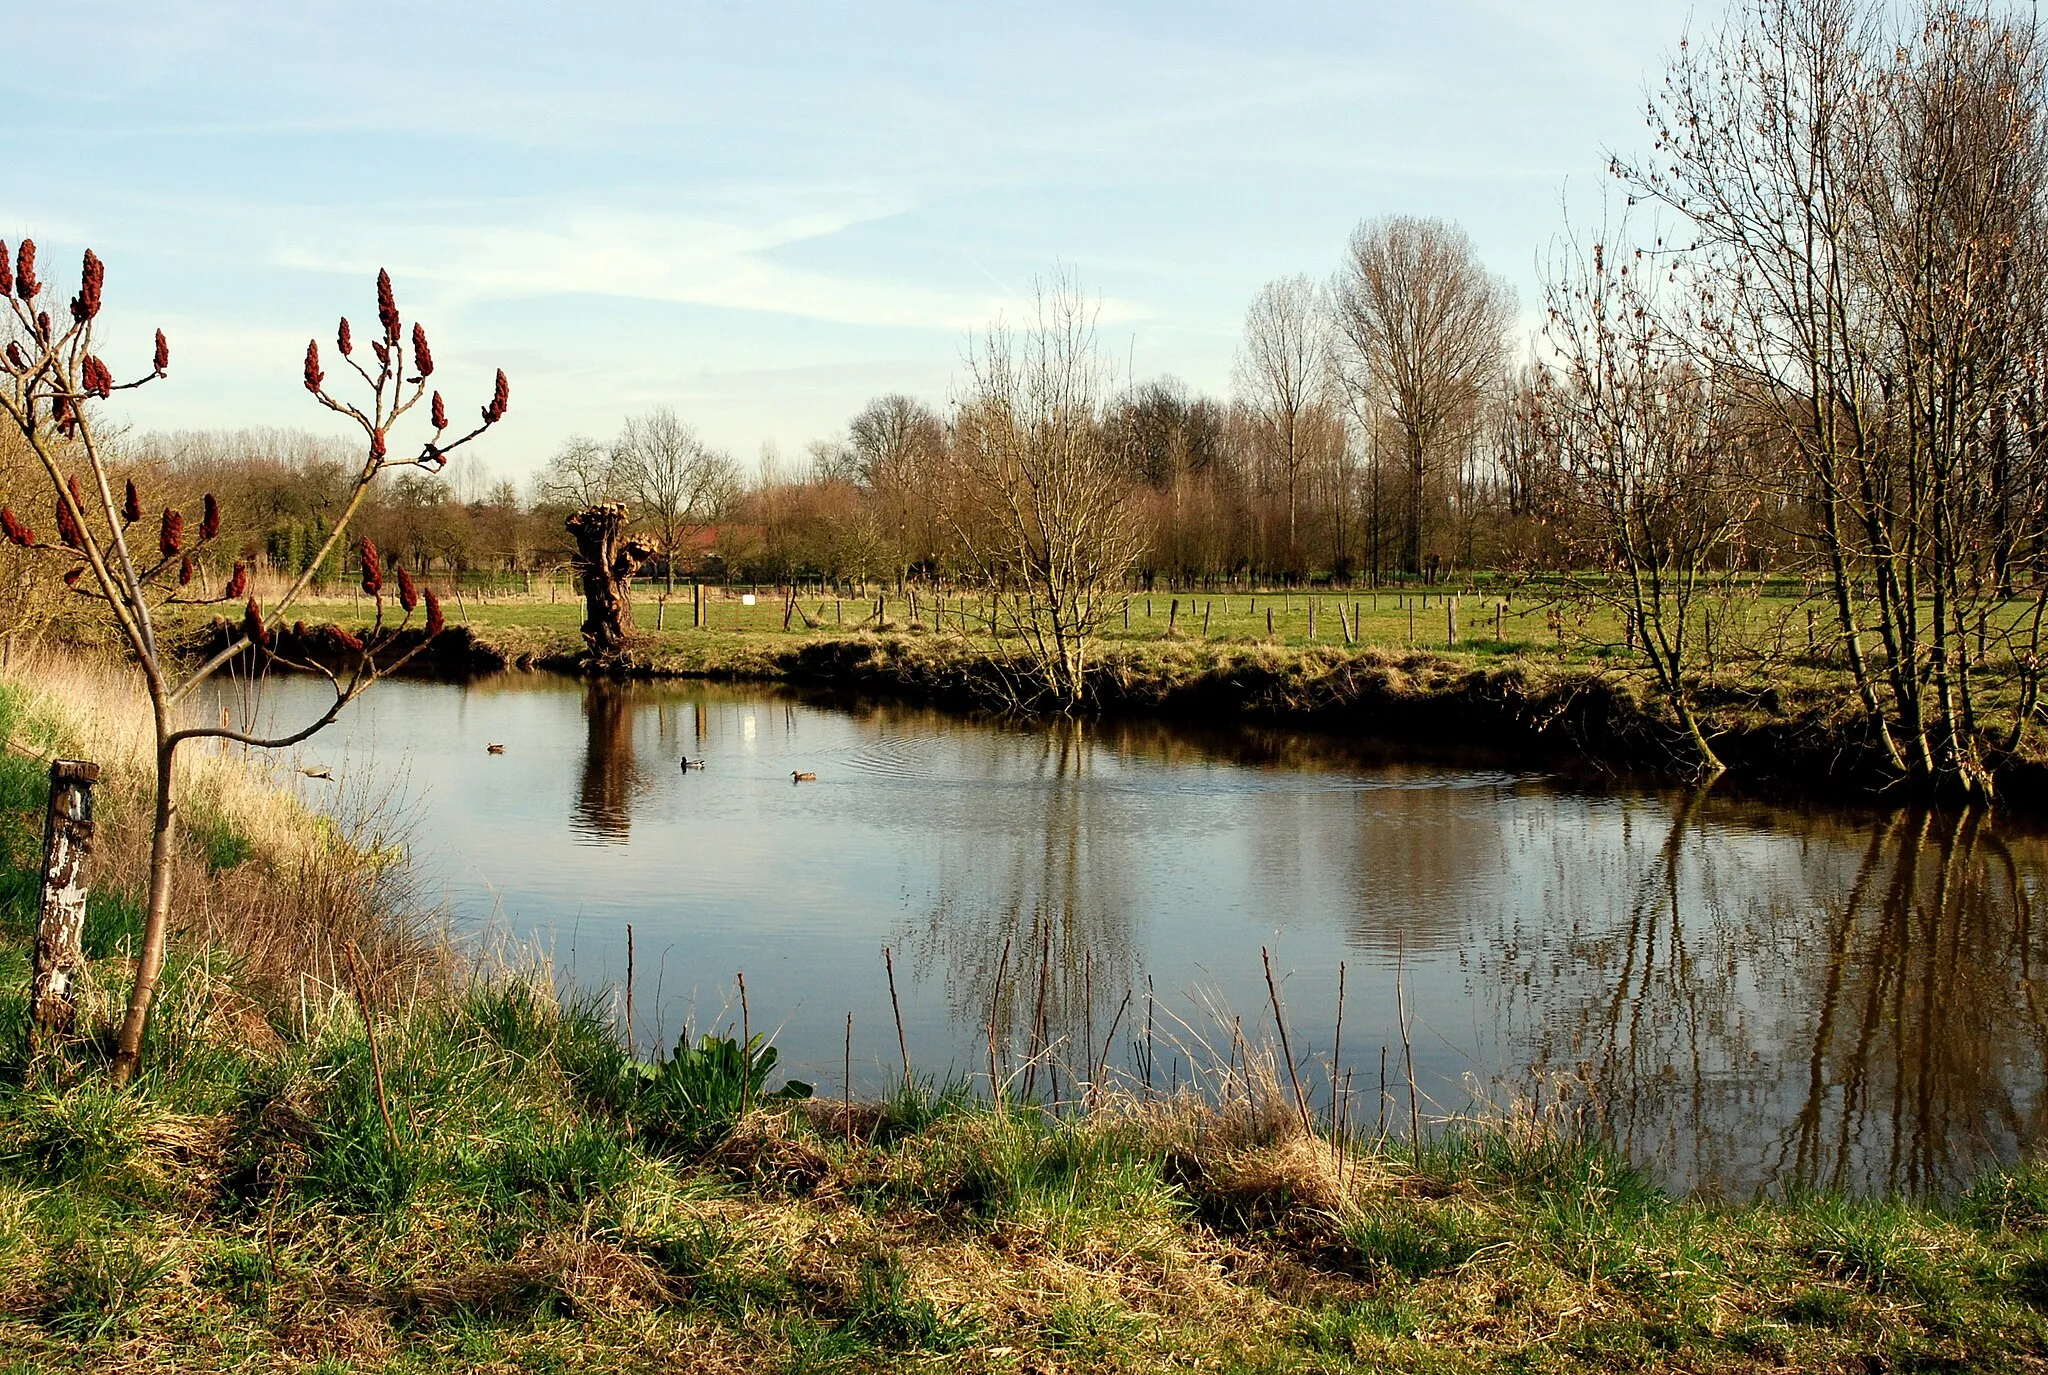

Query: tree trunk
[111,732,176,1085]
[1403,430,1425,576]
[567,503,658,658]
[30,759,100,1043]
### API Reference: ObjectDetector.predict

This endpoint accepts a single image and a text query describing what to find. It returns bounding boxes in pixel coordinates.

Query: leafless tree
[1234,275,1333,570]
[532,435,621,509]
[0,241,507,1078]
[612,407,739,594]
[848,393,949,583]
[1624,0,2048,802]
[1331,216,1513,577]
[1539,223,1753,777]
[950,277,1144,710]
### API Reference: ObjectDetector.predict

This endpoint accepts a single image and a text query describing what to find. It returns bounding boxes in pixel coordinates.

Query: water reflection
[573,679,643,842]
[241,672,2048,1197]
[1504,796,2048,1196]
[902,720,1141,1095]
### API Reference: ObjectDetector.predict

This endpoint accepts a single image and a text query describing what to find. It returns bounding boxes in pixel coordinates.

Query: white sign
[741,593,757,606]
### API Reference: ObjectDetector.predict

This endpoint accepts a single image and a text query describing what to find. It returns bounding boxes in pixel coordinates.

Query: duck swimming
[791,770,816,782]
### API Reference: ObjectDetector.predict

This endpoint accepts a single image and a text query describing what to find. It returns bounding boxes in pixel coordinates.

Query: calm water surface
[233,672,2048,1198]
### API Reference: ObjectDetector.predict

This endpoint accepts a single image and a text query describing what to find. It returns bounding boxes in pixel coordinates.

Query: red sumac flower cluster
[71,249,103,323]
[483,369,509,424]
[359,537,383,596]
[81,356,114,398]
[16,240,39,300]
[160,508,184,557]
[377,269,400,341]
[55,479,85,550]
[0,507,32,547]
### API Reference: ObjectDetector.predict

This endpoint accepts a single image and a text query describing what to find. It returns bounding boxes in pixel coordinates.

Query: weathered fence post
[30,759,100,1039]
[1447,597,1457,646]
[1168,598,1179,636]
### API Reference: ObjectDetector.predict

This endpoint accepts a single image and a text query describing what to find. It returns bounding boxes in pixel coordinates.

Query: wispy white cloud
[268,196,1148,332]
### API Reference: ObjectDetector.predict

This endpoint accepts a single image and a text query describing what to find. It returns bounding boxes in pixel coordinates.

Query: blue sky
[8,0,1694,484]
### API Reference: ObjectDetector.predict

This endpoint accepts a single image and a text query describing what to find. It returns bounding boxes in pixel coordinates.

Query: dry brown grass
[2,649,455,1009]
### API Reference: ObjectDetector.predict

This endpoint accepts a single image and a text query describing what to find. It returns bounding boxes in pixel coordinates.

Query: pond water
[225,671,2048,1199]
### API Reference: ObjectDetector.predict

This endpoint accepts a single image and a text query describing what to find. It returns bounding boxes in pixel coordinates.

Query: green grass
[295,578,1712,664]
[5,952,2048,1371]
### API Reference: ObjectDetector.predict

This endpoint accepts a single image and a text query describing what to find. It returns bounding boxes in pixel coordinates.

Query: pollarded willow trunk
[567,503,660,658]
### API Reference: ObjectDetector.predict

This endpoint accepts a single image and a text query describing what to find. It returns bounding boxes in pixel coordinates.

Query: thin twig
[737,970,751,1116]
[986,936,1011,1104]
[342,939,400,1156]
[883,945,910,1094]
[1397,936,1420,1156]
[1262,946,1314,1137]
[1331,959,1347,1140]
[1143,976,1155,1094]
[1091,988,1131,1112]
[1027,923,1051,1103]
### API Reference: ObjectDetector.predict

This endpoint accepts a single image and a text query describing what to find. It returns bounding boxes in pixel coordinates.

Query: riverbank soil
[7,662,2048,1371]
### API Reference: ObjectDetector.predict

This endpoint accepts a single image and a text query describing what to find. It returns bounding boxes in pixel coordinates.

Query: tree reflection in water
[572,678,644,843]
[1507,793,2048,1197]
[901,717,1140,1096]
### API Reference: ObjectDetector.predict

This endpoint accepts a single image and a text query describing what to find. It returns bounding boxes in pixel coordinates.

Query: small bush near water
[5,663,2048,1369]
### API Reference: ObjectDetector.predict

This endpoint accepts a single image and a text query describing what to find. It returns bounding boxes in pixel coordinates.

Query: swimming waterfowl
[680,757,705,770]
[486,743,506,754]
[791,770,816,782]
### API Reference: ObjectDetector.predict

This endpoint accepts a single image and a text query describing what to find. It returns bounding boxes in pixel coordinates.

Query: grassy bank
[210,586,2044,800]
[5,661,2048,1370]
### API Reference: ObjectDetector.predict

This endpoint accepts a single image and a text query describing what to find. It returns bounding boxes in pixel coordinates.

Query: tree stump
[31,759,100,1041]
[566,503,660,658]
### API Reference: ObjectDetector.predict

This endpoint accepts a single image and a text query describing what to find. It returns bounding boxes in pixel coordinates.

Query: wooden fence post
[30,759,100,1040]
[1168,598,1178,636]
[1447,596,1457,646]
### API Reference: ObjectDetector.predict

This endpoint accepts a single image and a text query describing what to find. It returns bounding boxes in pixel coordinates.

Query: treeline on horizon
[0,269,1772,598]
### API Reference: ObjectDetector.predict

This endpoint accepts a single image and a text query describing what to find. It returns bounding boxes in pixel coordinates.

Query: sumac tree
[0,242,508,1079]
